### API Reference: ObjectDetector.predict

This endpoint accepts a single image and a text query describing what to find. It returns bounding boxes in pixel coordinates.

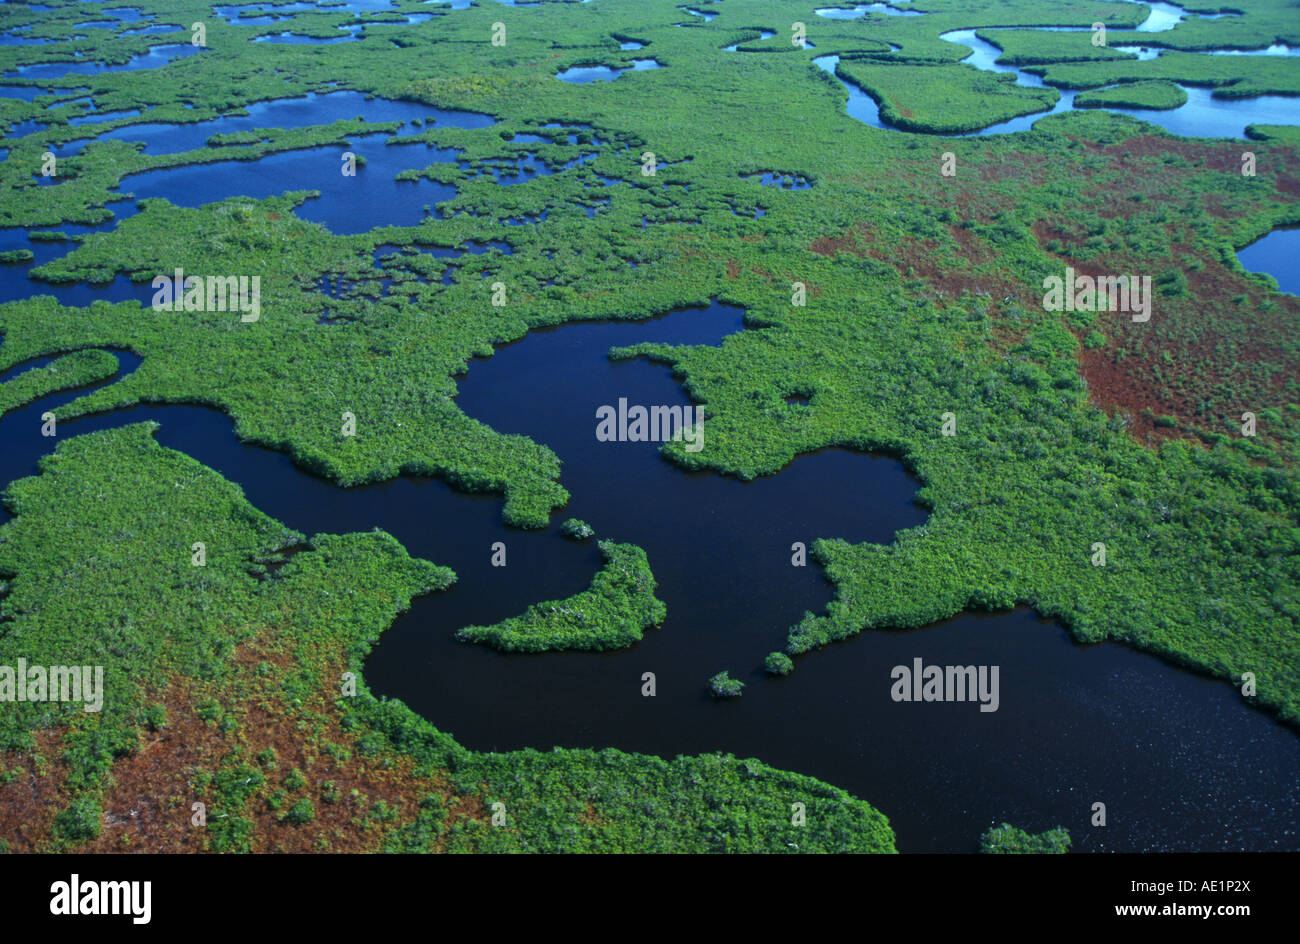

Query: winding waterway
[1,291,1297,852]
[803,0,1299,139]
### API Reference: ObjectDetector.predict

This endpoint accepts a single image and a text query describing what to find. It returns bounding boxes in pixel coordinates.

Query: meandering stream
[801,0,1298,138]
[1,287,1297,852]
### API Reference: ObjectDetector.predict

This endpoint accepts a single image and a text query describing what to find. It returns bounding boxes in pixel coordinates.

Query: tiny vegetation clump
[709,671,745,698]
[764,652,794,676]
[561,517,595,540]
[980,823,1072,854]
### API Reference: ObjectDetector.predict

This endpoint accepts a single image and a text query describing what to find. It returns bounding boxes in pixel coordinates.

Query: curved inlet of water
[1237,228,1300,296]
[814,55,886,128]
[723,29,774,52]
[557,59,661,83]
[815,4,923,19]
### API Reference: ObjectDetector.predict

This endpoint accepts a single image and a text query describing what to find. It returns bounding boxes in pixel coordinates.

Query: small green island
[764,652,794,676]
[709,671,745,698]
[561,517,596,540]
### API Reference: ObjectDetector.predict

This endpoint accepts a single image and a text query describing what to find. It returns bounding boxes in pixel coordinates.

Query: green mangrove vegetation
[709,671,745,697]
[980,823,1072,854]
[455,540,665,652]
[973,29,1140,66]
[1075,80,1190,110]
[765,652,795,676]
[834,58,1059,134]
[0,0,1296,854]
[0,424,895,853]
[561,517,596,540]
[0,349,121,414]
[1028,51,1300,97]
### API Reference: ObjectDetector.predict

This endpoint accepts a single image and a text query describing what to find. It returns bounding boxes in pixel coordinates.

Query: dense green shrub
[561,517,595,540]
[53,798,102,843]
[283,799,316,825]
[709,671,745,697]
[980,823,1071,854]
[764,652,794,676]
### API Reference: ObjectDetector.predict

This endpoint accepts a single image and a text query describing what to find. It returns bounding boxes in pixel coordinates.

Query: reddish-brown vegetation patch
[1055,236,1300,447]
[0,729,70,852]
[808,231,861,257]
[1200,191,1235,219]
[972,150,1053,186]
[808,217,1036,347]
[880,228,1036,338]
[1096,133,1244,171]
[1,631,485,854]
[92,635,482,853]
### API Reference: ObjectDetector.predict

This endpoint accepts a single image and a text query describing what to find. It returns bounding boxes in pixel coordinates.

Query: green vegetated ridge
[834,58,1058,134]
[973,29,1141,66]
[1248,123,1300,146]
[1076,80,1189,111]
[1029,51,1300,98]
[0,0,1295,850]
[0,424,894,853]
[0,349,121,415]
[456,539,666,652]
[802,0,1150,64]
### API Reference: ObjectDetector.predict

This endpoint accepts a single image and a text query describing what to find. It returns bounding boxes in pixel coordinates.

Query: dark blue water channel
[0,294,1297,852]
